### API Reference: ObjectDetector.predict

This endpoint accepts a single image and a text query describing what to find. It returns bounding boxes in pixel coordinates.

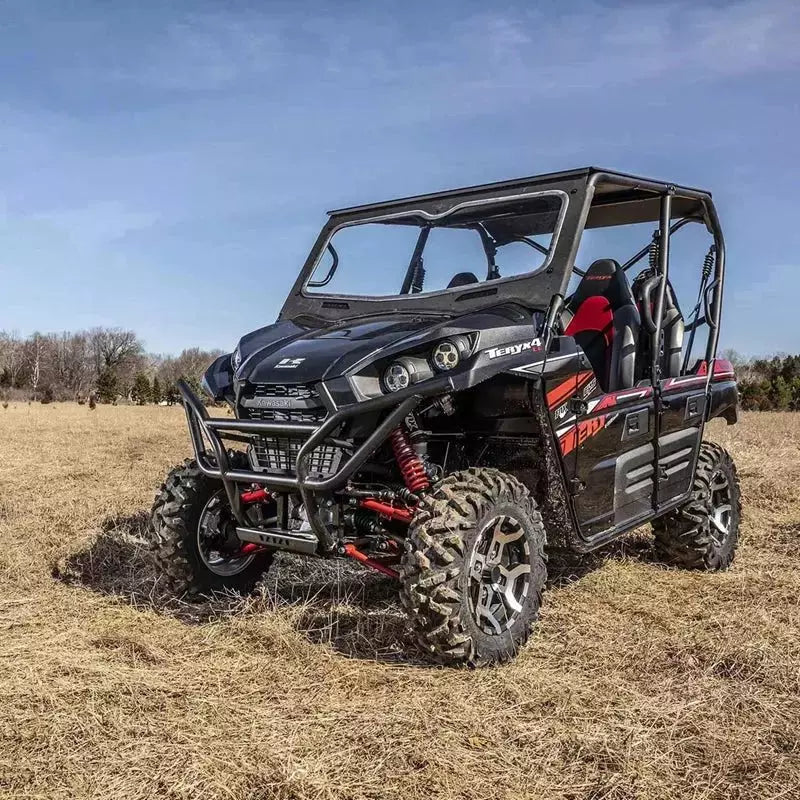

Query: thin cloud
[102,0,800,98]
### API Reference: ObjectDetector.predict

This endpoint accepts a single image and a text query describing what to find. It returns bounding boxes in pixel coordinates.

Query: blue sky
[1,0,798,356]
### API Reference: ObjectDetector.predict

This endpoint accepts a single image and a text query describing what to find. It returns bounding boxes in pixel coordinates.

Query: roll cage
[280,166,725,366]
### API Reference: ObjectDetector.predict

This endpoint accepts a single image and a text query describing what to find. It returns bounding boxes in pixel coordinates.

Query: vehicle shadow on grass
[52,511,418,661]
[52,511,657,664]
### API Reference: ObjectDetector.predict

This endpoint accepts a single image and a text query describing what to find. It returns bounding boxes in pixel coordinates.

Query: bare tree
[26,333,46,400]
[89,328,143,372]
[53,331,93,399]
[87,328,144,402]
[0,328,225,403]
[157,347,223,396]
[0,330,25,387]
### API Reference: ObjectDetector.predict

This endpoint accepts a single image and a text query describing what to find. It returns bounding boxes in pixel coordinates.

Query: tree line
[0,328,222,405]
[1,329,798,411]
[727,351,800,411]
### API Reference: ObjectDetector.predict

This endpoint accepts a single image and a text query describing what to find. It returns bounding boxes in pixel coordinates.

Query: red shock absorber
[389,426,430,493]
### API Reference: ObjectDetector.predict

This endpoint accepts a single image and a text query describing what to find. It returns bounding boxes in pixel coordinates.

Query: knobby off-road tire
[400,468,548,667]
[150,459,273,596]
[653,442,741,570]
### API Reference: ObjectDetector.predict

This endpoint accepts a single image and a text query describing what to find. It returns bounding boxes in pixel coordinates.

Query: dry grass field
[0,403,799,800]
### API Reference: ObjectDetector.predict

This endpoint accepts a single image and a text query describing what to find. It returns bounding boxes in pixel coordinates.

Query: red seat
[565,259,640,391]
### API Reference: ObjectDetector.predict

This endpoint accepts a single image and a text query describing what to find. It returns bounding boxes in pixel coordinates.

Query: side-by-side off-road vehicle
[152,167,740,666]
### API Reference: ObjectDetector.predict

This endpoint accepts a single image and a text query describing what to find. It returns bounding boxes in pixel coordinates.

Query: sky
[1,0,798,356]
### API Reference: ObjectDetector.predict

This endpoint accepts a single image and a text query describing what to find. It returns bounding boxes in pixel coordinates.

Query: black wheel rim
[197,491,256,577]
[467,515,531,635]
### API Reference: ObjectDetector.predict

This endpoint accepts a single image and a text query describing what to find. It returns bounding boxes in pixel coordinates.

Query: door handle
[622,408,649,440]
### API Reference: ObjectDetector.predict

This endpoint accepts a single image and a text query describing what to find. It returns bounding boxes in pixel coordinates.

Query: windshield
[305,192,565,298]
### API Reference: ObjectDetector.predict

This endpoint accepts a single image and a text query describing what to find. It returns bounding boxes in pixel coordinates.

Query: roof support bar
[652,191,673,382]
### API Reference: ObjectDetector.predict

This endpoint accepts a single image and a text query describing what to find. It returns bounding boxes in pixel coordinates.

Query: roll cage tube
[653,191,672,381]
[473,224,499,280]
[400,225,430,295]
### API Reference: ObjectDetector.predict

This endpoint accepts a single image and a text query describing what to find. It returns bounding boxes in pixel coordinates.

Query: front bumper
[177,378,429,547]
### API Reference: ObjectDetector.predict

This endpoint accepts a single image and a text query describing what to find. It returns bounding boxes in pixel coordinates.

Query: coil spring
[649,232,660,271]
[702,245,715,280]
[390,426,430,493]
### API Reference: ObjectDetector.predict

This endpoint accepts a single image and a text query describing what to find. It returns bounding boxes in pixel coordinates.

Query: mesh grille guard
[176,376,426,546]
[239,383,340,477]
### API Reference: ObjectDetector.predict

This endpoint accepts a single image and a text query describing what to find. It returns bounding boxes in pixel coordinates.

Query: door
[655,374,707,509]
[569,383,657,538]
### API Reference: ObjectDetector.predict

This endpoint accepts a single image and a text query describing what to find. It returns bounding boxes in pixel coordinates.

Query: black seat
[447,271,479,288]
[661,283,685,377]
[564,259,640,391]
[631,270,685,379]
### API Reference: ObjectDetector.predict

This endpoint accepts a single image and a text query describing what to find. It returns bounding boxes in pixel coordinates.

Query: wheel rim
[467,515,531,635]
[197,491,256,577]
[707,468,733,546]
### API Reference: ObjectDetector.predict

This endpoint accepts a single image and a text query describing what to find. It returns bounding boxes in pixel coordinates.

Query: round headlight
[431,339,461,371]
[383,361,411,393]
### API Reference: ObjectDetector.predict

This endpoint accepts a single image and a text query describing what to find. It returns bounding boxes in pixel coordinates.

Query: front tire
[400,468,547,667]
[653,442,741,570]
[150,459,273,595]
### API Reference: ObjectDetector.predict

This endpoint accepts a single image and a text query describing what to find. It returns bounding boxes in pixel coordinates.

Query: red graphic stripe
[547,370,594,410]
[560,414,608,456]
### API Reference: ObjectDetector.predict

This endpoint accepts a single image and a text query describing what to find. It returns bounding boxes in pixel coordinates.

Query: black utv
[151,167,740,667]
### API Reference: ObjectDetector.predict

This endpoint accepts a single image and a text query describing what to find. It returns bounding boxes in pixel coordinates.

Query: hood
[234,305,536,386]
[235,315,445,385]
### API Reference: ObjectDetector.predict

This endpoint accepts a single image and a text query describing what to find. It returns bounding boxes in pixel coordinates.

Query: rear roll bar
[177,379,422,548]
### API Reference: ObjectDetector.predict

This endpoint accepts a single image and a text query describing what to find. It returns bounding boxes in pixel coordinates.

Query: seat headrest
[585,258,619,279]
[572,259,633,310]
[447,271,479,288]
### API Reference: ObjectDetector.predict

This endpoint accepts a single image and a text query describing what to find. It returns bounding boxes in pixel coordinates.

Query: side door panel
[656,375,707,508]
[548,369,656,539]
[544,369,594,491]
[570,386,655,537]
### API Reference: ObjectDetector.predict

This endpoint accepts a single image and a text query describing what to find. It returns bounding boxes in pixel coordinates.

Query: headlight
[431,340,461,371]
[382,361,411,393]
[232,345,242,371]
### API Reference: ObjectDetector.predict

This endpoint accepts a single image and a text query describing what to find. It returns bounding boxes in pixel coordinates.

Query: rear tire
[400,468,547,667]
[652,442,741,570]
[150,459,273,596]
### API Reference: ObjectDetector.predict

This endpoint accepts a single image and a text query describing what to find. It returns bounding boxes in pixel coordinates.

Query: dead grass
[1,403,799,799]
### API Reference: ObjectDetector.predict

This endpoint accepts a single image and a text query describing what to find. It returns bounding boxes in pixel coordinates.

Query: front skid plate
[236,526,318,555]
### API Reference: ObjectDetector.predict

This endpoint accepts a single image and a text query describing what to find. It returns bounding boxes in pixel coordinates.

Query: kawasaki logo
[242,396,294,409]
[485,338,543,359]
[275,358,306,369]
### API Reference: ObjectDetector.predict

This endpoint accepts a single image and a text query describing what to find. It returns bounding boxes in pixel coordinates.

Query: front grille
[239,383,342,478]
[246,407,323,424]
[250,383,318,401]
[250,437,342,478]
